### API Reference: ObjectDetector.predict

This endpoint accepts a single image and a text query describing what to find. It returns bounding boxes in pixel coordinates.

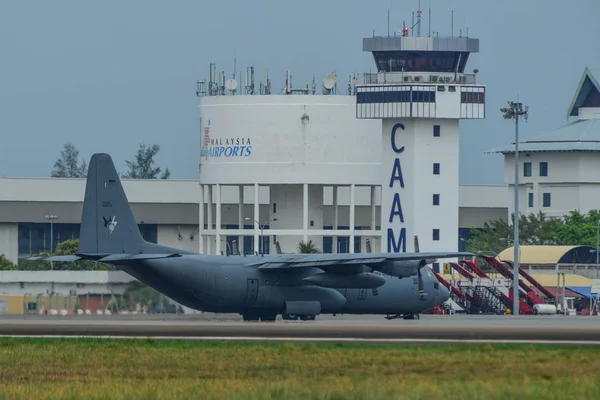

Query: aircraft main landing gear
[282,313,316,321]
[385,313,420,320]
[242,311,277,322]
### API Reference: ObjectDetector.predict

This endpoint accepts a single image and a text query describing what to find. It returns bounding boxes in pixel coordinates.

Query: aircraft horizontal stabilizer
[27,253,182,264]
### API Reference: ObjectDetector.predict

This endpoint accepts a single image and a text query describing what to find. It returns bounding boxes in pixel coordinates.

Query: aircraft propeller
[414,235,425,295]
[365,239,379,296]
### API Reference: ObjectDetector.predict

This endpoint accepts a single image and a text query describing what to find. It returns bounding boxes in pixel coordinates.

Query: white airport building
[488,67,600,218]
[0,26,599,277]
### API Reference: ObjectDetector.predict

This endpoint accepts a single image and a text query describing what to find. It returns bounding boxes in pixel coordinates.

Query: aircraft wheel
[259,312,277,322]
[242,312,260,322]
[299,315,316,321]
[403,313,420,320]
[282,313,299,321]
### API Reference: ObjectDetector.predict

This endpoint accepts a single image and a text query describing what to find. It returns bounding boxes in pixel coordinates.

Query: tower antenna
[387,1,391,37]
[428,2,431,37]
[451,10,454,37]
[417,1,422,37]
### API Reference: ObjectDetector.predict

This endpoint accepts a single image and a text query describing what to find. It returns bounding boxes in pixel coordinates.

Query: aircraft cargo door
[245,279,258,306]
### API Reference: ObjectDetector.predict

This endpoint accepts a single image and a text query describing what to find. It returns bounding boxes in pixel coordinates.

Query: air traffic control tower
[355,33,485,254]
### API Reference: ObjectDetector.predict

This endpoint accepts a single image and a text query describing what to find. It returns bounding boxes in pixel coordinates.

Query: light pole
[501,101,529,316]
[45,214,58,270]
[596,220,599,279]
[245,217,278,255]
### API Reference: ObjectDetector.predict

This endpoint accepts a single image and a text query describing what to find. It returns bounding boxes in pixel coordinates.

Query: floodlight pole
[500,101,528,316]
[596,220,599,279]
[45,214,58,270]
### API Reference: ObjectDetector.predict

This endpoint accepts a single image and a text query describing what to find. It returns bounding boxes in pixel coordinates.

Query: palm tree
[297,240,321,254]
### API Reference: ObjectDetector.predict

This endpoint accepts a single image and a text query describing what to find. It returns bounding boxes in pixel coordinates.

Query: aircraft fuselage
[117,254,450,318]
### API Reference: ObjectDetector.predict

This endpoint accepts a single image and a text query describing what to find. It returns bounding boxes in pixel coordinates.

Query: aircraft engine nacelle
[302,272,386,289]
[373,259,430,278]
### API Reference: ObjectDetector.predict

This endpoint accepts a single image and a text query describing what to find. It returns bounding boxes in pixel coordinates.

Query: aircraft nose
[440,285,450,302]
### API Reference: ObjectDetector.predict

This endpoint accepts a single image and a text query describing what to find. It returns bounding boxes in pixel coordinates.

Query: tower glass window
[433,194,440,205]
[539,162,548,176]
[433,125,441,137]
[433,163,440,175]
[528,193,533,208]
[433,229,440,241]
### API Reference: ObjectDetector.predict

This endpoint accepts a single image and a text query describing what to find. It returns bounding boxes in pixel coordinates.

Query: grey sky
[1,0,599,184]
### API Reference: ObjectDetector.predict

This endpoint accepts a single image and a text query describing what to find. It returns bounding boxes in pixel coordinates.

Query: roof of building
[439,272,598,287]
[567,67,600,117]
[497,245,596,265]
[566,285,600,299]
[0,271,136,284]
[529,286,585,298]
[487,67,600,154]
[486,118,600,154]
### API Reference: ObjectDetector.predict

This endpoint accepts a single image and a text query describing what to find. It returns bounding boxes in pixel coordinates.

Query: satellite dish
[226,79,238,92]
[323,74,336,90]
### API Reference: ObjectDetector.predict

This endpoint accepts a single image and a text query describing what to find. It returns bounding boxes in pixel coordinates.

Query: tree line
[466,210,600,255]
[51,142,170,179]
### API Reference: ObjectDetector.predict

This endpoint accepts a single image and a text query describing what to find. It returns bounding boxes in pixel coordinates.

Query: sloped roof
[527,274,598,287]
[486,119,600,154]
[497,245,595,265]
[487,67,600,154]
[438,273,597,287]
[567,67,600,117]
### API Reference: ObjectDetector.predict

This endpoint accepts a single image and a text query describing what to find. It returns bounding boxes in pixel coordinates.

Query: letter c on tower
[391,123,405,154]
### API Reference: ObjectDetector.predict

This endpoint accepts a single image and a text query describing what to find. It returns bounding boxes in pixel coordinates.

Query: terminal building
[0,30,505,273]
[0,22,598,281]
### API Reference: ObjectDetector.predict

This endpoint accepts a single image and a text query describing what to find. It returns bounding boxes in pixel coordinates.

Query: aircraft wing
[244,251,472,275]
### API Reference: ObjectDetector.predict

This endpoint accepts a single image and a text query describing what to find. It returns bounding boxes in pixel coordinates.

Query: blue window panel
[322,226,361,253]
[543,193,551,207]
[524,162,532,177]
[540,162,548,177]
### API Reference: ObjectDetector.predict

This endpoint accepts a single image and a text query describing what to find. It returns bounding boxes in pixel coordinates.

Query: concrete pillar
[371,185,377,252]
[303,183,309,243]
[254,183,259,254]
[238,185,244,255]
[199,184,204,254]
[349,184,356,253]
[333,185,338,254]
[215,184,221,255]
[207,185,213,255]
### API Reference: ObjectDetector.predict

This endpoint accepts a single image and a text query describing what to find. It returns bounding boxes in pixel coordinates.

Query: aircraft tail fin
[79,153,147,255]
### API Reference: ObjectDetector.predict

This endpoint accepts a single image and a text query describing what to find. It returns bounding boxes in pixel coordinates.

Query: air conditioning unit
[414,76,423,82]
[444,77,452,83]
[403,76,412,82]
[430,75,439,82]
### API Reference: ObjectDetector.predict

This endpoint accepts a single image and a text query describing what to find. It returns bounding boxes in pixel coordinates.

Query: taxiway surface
[1,314,599,344]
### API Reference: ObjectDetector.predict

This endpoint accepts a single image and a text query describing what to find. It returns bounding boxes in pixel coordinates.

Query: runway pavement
[1,314,600,344]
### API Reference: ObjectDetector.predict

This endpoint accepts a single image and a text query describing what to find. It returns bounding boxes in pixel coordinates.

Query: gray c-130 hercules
[42,153,471,321]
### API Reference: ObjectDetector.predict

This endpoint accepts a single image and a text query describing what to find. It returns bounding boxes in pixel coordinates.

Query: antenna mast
[428,3,431,37]
[387,7,390,37]
[417,1,422,37]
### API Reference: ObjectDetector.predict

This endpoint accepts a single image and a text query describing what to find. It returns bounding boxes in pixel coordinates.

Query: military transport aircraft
[39,153,470,321]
